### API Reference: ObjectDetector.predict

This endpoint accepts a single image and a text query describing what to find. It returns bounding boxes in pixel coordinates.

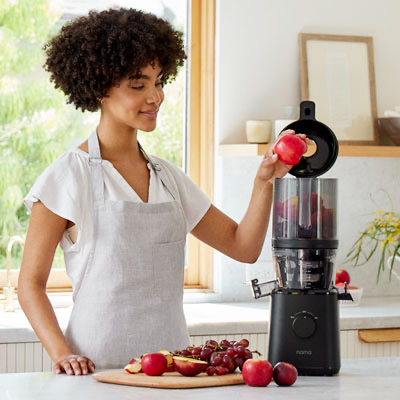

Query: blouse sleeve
[155,157,211,233]
[23,151,87,250]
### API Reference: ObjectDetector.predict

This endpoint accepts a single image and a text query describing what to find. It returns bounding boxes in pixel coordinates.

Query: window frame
[184,0,215,290]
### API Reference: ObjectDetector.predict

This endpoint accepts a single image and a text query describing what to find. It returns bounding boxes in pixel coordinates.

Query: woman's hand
[53,354,96,375]
[255,129,307,186]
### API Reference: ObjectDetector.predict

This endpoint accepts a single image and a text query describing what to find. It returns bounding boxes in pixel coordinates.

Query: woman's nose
[147,86,163,105]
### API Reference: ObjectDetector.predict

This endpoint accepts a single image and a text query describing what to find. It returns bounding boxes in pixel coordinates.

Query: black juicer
[251,101,352,376]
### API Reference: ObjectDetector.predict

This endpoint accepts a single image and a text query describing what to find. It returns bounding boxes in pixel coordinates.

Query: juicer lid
[281,101,339,178]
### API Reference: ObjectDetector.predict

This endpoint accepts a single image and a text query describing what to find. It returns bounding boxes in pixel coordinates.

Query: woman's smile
[140,109,159,119]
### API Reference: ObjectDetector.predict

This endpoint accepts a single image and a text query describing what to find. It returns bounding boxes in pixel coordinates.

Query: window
[0,0,215,294]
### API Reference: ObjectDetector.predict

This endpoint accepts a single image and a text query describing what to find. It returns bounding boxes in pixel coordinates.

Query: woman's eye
[131,85,144,90]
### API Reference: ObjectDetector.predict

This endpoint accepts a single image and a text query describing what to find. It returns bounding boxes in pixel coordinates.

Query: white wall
[212,0,400,302]
[216,0,400,144]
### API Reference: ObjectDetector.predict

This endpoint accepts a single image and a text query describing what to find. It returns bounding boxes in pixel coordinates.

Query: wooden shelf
[218,144,400,158]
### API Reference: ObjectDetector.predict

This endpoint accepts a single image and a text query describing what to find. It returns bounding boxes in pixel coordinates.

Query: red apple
[273,362,298,386]
[141,353,167,376]
[172,356,208,376]
[242,359,273,387]
[335,269,351,285]
[274,135,307,166]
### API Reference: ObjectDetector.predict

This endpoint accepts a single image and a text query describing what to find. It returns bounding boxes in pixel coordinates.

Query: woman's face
[103,60,164,132]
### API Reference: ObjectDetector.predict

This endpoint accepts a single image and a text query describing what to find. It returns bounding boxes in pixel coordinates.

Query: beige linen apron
[64,129,190,369]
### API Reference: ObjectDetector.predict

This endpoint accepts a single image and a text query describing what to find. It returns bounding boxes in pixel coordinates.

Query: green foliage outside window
[0,0,185,271]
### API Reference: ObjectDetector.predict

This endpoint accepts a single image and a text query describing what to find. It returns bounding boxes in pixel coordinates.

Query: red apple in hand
[141,353,167,376]
[335,269,351,285]
[273,362,298,386]
[242,359,273,387]
[274,135,307,166]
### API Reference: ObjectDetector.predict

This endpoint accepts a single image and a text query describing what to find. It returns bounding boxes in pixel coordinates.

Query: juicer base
[268,289,340,376]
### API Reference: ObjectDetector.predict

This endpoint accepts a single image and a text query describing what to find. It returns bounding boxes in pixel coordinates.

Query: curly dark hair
[43,8,186,112]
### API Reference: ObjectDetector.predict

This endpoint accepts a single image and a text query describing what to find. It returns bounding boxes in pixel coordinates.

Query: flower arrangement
[346,208,400,282]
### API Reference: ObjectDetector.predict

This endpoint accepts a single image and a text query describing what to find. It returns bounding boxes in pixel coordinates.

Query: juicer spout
[250,278,277,299]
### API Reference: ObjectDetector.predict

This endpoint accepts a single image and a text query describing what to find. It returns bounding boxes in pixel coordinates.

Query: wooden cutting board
[92,370,244,389]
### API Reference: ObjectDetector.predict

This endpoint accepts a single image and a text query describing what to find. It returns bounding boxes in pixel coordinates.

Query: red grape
[236,345,246,357]
[200,347,212,360]
[211,356,222,367]
[206,366,216,376]
[239,339,249,348]
[227,348,236,357]
[234,356,245,369]
[191,347,202,356]
[215,366,229,375]
[222,355,232,367]
[244,349,253,360]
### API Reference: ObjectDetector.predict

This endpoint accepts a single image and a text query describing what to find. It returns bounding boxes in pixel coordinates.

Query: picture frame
[299,33,378,145]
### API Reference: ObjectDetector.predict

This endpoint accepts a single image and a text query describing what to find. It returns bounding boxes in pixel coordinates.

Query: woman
[18,8,299,376]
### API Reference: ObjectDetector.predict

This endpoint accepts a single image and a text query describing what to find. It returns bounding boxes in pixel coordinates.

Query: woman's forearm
[18,285,73,362]
[234,178,274,263]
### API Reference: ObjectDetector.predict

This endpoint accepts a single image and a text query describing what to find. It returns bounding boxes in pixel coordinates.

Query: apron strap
[138,142,179,202]
[88,128,179,204]
[88,129,105,207]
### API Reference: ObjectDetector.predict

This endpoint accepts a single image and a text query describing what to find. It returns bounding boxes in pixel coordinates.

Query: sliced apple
[172,356,208,377]
[158,350,173,365]
[125,362,142,374]
[158,350,175,372]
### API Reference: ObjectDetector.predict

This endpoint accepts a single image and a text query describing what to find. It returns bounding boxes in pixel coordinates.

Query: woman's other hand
[53,354,96,375]
[255,129,307,185]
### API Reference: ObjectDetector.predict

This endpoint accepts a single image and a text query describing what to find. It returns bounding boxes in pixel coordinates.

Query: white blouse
[23,148,211,290]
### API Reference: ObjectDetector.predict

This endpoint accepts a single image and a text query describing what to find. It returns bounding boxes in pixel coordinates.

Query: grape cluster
[173,338,260,376]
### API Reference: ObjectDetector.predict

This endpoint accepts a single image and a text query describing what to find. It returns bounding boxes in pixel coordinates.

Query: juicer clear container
[272,178,338,289]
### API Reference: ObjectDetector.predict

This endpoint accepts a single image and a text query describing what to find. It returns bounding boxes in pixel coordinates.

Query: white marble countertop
[1,357,399,400]
[1,296,400,343]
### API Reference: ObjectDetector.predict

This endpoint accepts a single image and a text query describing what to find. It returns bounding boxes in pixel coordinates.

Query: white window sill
[2,288,226,311]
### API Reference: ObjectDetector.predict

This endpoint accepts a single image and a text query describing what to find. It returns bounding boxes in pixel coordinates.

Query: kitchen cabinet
[2,330,400,373]
[2,298,400,373]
